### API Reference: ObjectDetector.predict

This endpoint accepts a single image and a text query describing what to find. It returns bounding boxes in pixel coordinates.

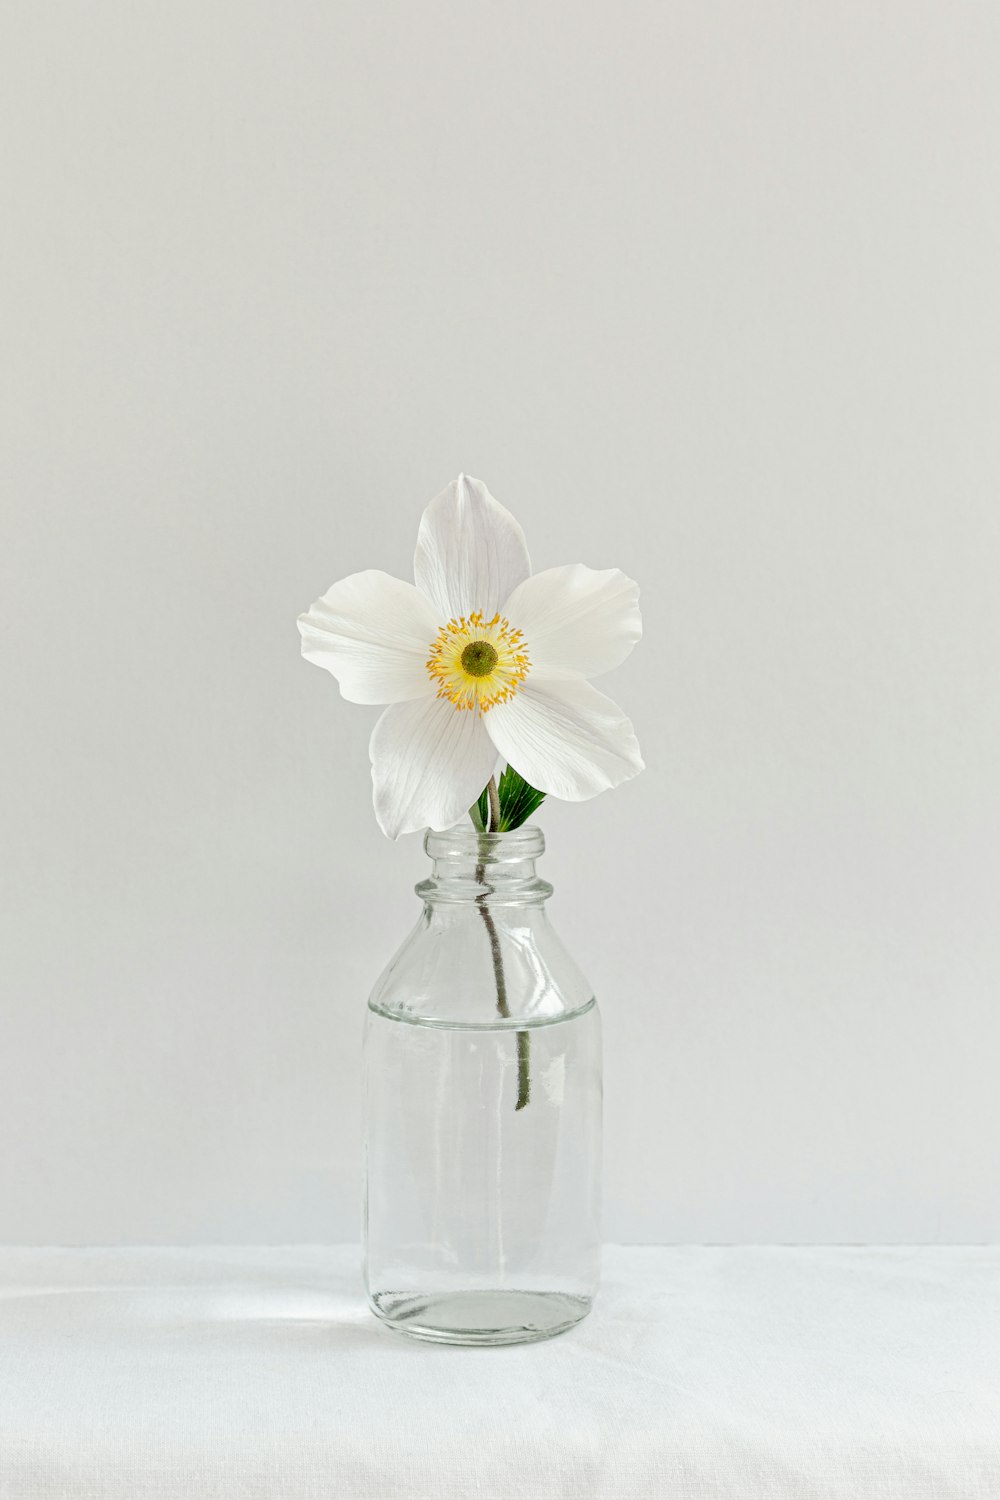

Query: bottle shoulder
[367,904,597,1028]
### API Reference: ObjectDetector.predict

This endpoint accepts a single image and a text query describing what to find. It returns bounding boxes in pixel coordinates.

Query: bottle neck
[418,826,552,908]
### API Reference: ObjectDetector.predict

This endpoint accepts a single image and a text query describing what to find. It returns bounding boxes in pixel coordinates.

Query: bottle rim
[424,824,545,862]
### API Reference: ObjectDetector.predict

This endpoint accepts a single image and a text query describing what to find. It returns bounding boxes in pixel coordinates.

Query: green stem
[486,774,502,833]
[475,776,531,1111]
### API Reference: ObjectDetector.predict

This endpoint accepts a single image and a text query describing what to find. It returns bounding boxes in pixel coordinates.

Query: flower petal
[503,564,642,680]
[414,474,531,620]
[370,696,498,839]
[484,677,644,802]
[298,570,439,705]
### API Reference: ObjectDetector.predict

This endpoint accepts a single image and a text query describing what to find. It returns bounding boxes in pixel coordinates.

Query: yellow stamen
[426,611,530,711]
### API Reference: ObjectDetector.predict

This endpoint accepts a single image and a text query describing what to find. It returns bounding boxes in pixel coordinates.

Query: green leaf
[496,765,546,831]
[469,788,488,831]
[470,766,546,832]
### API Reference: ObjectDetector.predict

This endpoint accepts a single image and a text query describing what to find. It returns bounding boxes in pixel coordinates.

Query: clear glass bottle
[363,824,601,1345]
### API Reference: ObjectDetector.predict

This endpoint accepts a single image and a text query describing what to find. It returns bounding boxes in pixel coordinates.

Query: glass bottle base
[369,1288,592,1345]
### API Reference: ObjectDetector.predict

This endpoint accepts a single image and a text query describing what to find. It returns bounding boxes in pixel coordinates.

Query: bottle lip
[424,824,545,862]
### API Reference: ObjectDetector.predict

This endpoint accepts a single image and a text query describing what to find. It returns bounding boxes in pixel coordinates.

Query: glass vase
[362,824,602,1345]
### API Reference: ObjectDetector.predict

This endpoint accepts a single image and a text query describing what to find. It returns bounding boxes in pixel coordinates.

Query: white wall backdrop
[2,1,999,1245]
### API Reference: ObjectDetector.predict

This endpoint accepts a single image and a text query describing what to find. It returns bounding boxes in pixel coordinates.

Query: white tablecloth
[0,1245,996,1499]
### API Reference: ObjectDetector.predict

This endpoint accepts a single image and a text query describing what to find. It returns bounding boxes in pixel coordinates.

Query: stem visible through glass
[475,776,531,1110]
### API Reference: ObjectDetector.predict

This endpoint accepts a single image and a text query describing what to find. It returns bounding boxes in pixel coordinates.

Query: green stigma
[461,640,499,678]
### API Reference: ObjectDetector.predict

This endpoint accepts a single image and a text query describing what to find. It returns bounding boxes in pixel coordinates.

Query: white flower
[298,474,644,838]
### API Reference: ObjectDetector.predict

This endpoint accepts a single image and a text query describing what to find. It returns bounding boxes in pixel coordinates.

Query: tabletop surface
[0,1244,997,1500]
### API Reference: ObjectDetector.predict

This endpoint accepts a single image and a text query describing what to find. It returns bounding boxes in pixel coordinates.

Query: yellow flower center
[426,611,530,711]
